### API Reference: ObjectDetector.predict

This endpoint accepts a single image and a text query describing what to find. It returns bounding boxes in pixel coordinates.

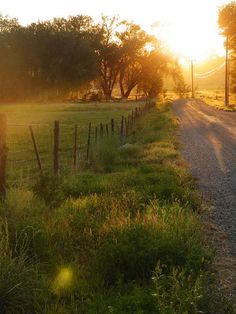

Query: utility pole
[225,35,229,106]
[191,60,194,98]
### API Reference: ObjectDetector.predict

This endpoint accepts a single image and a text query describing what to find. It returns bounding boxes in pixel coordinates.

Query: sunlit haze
[0,0,230,61]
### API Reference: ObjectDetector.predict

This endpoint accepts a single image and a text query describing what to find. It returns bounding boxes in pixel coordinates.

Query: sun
[163,23,224,61]
[151,1,225,62]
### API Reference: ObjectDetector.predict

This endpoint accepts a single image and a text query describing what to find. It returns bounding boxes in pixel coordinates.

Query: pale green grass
[0,101,145,182]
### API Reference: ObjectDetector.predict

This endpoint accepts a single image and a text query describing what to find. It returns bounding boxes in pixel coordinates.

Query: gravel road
[173,99,236,257]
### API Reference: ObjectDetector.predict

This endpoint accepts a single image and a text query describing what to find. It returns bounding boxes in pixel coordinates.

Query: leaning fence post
[86,122,91,163]
[106,124,109,136]
[29,125,42,173]
[53,120,60,176]
[73,124,78,170]
[132,110,134,125]
[125,118,128,138]
[100,123,104,138]
[0,114,7,198]
[135,107,138,119]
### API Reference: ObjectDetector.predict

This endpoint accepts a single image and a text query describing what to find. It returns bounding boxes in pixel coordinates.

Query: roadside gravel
[173,99,236,301]
[173,98,236,256]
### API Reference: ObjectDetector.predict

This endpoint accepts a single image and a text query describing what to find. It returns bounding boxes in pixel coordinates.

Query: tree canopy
[0,14,183,102]
[219,2,236,92]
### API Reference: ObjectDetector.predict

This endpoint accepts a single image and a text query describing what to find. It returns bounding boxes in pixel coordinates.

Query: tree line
[219,1,236,93]
[0,14,184,102]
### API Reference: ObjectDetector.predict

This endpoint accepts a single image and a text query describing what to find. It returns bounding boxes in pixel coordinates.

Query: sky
[0,0,230,61]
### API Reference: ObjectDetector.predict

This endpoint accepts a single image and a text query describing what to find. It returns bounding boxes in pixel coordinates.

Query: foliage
[33,174,65,207]
[93,204,209,286]
[0,102,231,312]
[219,2,236,93]
[0,15,184,102]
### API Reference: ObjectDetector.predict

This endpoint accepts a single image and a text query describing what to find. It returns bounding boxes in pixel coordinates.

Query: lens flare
[52,267,74,295]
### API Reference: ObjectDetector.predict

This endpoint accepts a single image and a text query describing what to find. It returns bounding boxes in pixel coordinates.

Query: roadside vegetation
[0,101,234,313]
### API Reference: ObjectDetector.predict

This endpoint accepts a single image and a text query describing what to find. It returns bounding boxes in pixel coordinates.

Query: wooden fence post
[125,118,128,138]
[86,122,91,163]
[73,124,78,170]
[120,116,124,143]
[29,125,42,173]
[100,123,103,137]
[53,120,60,176]
[0,114,7,198]
[106,124,109,136]
[111,118,114,135]
[95,126,98,144]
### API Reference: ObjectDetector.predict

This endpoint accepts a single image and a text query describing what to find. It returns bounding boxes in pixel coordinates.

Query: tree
[137,51,169,98]
[117,21,155,98]
[97,16,122,99]
[170,61,190,98]
[0,14,19,32]
[219,2,236,92]
[0,15,101,101]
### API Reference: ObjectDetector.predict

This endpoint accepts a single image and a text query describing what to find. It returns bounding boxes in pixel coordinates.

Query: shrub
[91,137,119,172]
[93,204,210,287]
[94,223,160,286]
[33,174,65,207]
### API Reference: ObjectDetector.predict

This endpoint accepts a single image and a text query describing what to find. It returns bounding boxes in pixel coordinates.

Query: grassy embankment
[0,101,234,313]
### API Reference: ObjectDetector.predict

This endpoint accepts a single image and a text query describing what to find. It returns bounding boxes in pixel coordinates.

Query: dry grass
[195,90,236,111]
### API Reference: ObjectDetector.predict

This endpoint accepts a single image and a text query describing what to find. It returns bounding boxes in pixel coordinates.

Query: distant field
[0,101,145,183]
[195,90,236,111]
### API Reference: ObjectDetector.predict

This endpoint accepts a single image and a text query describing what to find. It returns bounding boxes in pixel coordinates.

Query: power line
[194,62,226,79]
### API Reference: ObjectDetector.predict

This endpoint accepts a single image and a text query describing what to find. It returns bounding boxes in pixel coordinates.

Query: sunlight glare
[52,267,74,295]
[0,0,228,62]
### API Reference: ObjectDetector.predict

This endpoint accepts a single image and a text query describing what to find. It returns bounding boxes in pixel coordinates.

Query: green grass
[0,101,234,313]
[0,101,145,182]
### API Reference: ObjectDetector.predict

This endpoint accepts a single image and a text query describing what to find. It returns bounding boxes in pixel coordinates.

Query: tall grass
[0,102,234,313]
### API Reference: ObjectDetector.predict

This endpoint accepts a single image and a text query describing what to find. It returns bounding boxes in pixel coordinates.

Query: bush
[91,137,119,172]
[94,223,160,286]
[33,174,65,207]
[93,204,210,287]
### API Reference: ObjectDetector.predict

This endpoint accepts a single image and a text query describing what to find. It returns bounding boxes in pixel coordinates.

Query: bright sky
[0,0,230,61]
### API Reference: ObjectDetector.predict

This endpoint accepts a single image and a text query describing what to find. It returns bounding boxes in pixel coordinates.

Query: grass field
[0,101,145,183]
[0,100,234,313]
[195,90,236,111]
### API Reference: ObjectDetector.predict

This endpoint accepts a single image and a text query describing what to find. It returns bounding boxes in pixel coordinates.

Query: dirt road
[173,99,236,256]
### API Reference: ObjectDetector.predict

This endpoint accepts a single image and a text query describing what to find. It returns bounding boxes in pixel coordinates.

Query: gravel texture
[173,99,236,257]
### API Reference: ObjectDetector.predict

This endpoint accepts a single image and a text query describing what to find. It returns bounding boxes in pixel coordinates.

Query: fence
[0,101,155,198]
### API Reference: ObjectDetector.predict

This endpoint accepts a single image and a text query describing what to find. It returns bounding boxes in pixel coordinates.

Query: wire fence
[0,100,156,196]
